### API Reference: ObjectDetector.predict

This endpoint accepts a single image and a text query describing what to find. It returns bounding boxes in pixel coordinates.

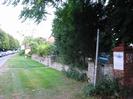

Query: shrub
[83,84,95,97]
[37,44,54,57]
[83,78,120,98]
[94,78,120,97]
[19,50,25,56]
[83,77,133,99]
[63,68,87,81]
[25,53,31,58]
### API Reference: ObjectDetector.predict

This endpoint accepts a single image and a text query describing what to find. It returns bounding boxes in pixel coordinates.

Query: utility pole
[93,0,100,86]
[94,29,99,86]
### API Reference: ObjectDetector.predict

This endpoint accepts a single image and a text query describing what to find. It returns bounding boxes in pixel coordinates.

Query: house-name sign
[113,52,124,70]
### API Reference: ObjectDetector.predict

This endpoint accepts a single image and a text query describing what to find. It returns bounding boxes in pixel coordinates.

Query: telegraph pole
[94,29,99,86]
[93,0,100,86]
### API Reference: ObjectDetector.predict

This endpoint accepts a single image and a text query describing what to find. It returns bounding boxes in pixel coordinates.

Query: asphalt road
[0,54,15,68]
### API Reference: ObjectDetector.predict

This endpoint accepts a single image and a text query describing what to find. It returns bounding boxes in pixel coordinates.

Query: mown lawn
[0,55,93,99]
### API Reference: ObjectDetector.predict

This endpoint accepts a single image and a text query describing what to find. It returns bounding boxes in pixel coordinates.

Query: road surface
[0,55,14,71]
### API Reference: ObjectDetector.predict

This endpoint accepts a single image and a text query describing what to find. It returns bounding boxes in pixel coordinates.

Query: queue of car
[0,50,17,57]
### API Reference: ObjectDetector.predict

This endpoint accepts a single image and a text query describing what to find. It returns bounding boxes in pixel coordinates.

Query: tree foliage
[106,0,133,45]
[3,0,133,44]
[8,34,19,50]
[0,29,19,51]
[37,43,54,56]
[3,0,62,23]
[3,0,133,68]
[52,0,110,68]
[23,36,54,56]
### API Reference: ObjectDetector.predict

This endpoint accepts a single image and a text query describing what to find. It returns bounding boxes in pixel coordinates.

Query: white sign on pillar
[113,52,124,70]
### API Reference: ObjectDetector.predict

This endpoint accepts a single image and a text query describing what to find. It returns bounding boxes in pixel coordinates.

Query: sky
[0,4,55,43]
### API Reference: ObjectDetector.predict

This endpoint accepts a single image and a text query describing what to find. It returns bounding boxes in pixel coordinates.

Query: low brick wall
[32,54,69,71]
[87,63,113,83]
[32,54,114,84]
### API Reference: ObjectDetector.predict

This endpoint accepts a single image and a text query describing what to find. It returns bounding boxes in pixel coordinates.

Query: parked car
[0,50,16,57]
[1,52,7,56]
[0,52,3,57]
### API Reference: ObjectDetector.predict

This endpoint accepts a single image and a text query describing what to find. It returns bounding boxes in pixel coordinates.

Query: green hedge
[83,77,133,98]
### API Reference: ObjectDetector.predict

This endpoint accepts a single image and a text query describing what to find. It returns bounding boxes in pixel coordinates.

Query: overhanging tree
[3,0,133,45]
[106,0,133,45]
[52,0,111,68]
[3,0,133,66]
[3,0,62,23]
[4,0,113,66]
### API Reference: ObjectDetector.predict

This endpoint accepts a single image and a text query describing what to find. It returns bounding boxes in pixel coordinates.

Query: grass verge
[0,55,93,99]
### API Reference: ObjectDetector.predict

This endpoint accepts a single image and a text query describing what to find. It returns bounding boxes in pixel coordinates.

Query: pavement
[0,54,15,67]
[0,54,15,74]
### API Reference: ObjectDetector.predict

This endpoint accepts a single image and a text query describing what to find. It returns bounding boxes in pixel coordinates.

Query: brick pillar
[113,43,125,85]
[113,43,133,87]
[124,50,133,87]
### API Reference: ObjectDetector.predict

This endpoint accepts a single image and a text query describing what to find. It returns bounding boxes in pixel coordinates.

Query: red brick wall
[113,43,133,87]
[124,51,133,87]
[124,64,133,86]
[113,70,124,85]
